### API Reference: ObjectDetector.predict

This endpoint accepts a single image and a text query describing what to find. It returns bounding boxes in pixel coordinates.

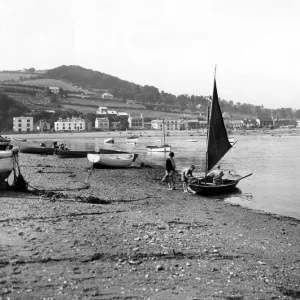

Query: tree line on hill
[43,65,300,120]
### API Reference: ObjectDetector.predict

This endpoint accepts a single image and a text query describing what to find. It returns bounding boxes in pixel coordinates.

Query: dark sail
[207,78,232,172]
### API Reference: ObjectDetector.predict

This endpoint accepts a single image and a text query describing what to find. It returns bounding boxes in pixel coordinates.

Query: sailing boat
[145,120,171,152]
[126,129,139,144]
[188,71,252,195]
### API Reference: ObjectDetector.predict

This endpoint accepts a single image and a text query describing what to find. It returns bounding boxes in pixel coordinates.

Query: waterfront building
[151,119,163,130]
[36,120,50,132]
[13,116,34,132]
[187,119,200,130]
[95,117,109,131]
[257,114,274,128]
[54,117,86,132]
[230,120,244,129]
[165,119,183,131]
[118,112,130,130]
[199,120,207,129]
[129,113,144,129]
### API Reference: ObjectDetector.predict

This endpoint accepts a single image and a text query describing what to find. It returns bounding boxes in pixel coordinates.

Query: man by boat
[207,165,224,185]
[181,165,195,193]
[166,152,176,190]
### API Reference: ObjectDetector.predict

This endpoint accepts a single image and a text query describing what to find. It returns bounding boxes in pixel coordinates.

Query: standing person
[207,165,224,185]
[181,164,195,193]
[166,151,176,190]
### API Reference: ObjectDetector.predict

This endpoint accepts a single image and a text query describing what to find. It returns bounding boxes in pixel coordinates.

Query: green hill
[44,65,136,91]
[0,93,28,131]
[0,72,38,81]
[22,78,80,92]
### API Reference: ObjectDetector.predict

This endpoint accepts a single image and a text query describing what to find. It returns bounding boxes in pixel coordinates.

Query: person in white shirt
[207,165,224,185]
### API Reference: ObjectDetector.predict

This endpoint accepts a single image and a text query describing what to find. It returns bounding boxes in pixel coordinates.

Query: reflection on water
[22,132,300,219]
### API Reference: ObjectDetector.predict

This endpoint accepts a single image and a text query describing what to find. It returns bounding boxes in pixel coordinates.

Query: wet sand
[0,153,299,300]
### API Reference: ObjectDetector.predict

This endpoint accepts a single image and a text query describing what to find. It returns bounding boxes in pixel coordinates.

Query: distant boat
[146,145,171,152]
[104,137,115,144]
[146,120,171,152]
[188,139,197,142]
[126,135,139,143]
[87,153,138,168]
[13,137,27,142]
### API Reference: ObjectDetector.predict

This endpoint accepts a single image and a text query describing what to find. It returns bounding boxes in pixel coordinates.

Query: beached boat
[146,120,171,152]
[104,138,115,144]
[188,139,197,142]
[188,70,252,195]
[146,145,171,152]
[0,136,10,150]
[0,149,15,187]
[126,135,139,143]
[56,148,130,158]
[13,137,27,142]
[19,146,55,155]
[87,153,138,168]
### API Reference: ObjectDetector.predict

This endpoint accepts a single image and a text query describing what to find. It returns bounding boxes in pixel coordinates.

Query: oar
[237,173,253,181]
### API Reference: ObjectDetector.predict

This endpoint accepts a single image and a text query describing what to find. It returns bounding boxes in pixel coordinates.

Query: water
[19,131,300,219]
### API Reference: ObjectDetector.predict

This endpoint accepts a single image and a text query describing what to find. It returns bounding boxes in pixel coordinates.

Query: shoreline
[0,153,299,299]
[3,126,300,139]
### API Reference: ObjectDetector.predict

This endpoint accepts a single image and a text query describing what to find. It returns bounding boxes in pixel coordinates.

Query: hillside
[0,93,28,130]
[44,65,136,91]
[22,78,80,92]
[0,71,38,81]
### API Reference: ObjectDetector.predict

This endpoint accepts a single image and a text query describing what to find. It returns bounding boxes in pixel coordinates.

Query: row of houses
[12,114,300,133]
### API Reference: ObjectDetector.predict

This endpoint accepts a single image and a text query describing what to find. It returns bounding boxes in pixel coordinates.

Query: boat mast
[205,104,210,181]
[205,66,217,180]
[163,119,166,146]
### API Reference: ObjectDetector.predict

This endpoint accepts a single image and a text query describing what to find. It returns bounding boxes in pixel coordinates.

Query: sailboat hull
[188,179,239,195]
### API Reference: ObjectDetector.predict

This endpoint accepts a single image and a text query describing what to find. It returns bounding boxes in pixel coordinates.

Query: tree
[50,94,57,103]
[28,67,35,73]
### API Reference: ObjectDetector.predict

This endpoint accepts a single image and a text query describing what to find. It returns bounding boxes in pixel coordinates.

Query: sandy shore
[0,153,299,299]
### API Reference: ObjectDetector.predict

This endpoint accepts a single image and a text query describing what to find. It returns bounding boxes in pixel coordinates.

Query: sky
[1,0,300,109]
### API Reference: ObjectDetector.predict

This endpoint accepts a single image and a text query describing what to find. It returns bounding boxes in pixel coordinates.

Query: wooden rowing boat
[87,153,138,168]
[19,146,55,155]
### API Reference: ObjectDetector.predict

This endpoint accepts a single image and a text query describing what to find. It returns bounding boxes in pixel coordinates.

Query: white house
[102,93,113,99]
[13,117,34,132]
[230,120,244,129]
[96,107,108,115]
[54,117,86,132]
[126,100,135,104]
[49,87,60,94]
[151,119,164,130]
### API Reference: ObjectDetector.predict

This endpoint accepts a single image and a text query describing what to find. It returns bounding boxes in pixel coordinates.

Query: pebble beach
[0,152,300,300]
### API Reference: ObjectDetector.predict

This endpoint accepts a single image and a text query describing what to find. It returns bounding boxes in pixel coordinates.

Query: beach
[0,153,300,300]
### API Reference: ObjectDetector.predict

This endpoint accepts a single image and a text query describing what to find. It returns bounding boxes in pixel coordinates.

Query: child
[181,165,195,193]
